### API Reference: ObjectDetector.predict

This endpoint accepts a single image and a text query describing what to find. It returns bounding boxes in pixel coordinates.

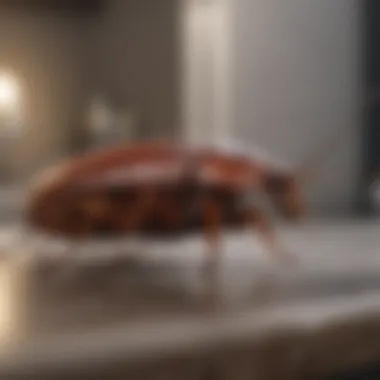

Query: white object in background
[86,96,137,148]
[181,0,232,144]
[87,95,114,135]
[86,95,117,149]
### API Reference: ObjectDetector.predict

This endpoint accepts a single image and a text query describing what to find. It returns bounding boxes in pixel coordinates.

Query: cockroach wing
[33,142,189,192]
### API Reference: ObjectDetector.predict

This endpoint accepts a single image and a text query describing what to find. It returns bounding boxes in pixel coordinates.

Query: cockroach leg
[199,196,224,309]
[202,198,223,276]
[245,206,296,264]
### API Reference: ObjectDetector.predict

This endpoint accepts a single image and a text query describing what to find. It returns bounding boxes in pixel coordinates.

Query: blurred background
[0,0,372,220]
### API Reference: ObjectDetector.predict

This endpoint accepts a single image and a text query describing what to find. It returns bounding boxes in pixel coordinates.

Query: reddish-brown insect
[26,137,334,266]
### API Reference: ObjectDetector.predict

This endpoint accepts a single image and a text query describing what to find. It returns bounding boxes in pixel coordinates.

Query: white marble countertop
[0,221,377,378]
[1,290,380,377]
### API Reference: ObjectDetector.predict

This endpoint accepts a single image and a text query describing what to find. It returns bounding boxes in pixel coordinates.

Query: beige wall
[0,9,91,181]
[0,0,181,182]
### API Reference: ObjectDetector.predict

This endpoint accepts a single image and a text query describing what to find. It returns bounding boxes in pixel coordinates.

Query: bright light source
[0,73,20,111]
[0,72,23,137]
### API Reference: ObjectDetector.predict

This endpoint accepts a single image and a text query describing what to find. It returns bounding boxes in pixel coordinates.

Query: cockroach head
[264,170,306,221]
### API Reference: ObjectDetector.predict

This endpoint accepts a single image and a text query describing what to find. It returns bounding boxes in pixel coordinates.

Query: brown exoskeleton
[26,136,336,269]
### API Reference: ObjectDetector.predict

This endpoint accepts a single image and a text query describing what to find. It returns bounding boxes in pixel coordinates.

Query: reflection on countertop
[0,220,378,339]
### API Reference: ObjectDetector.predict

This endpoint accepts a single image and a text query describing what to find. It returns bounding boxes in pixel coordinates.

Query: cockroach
[25,136,336,267]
